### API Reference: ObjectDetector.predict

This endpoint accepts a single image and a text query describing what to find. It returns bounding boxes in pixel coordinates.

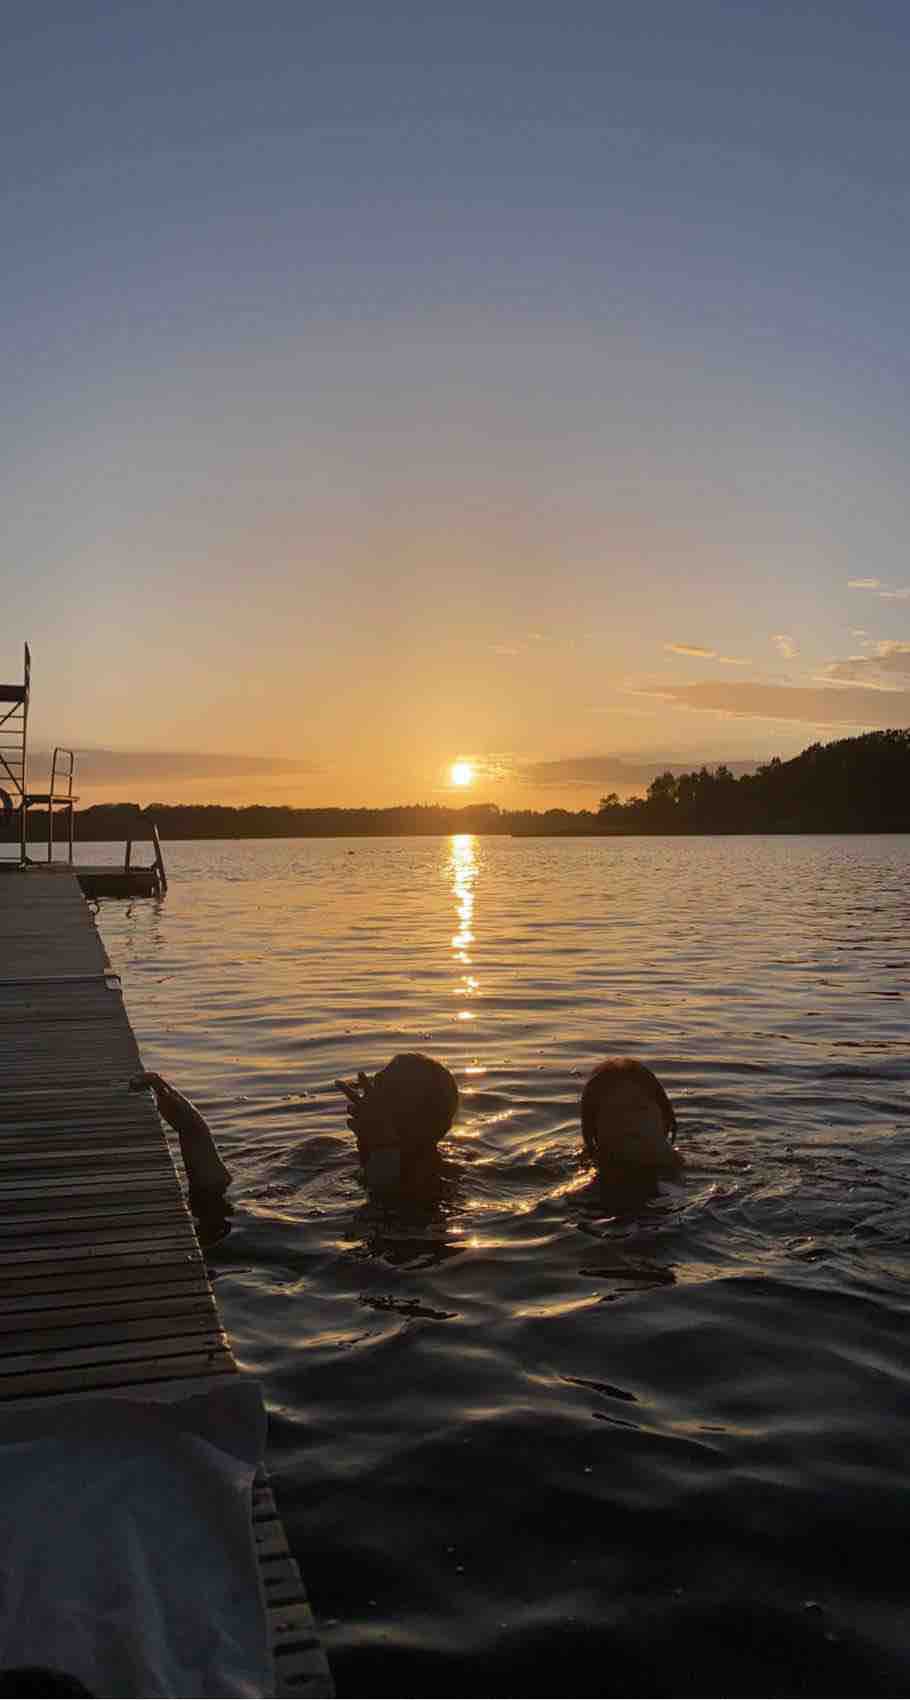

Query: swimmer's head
[369,1052,459,1149]
[339,1052,459,1184]
[580,1058,679,1175]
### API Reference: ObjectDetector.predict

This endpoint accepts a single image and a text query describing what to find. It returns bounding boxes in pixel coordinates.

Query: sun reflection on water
[448,835,480,1021]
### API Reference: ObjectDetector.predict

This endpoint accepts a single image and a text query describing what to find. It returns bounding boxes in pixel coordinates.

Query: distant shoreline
[5,728,910,839]
[10,825,910,843]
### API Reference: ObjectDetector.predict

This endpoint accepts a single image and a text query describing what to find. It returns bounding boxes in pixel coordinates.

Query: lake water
[87,835,910,1696]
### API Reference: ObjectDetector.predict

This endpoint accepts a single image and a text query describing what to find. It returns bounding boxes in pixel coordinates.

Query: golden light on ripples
[546,1171,592,1202]
[514,1293,606,1319]
[449,833,476,960]
[448,832,484,1021]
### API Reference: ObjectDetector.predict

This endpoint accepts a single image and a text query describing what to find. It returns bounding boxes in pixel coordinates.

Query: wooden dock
[15,816,169,897]
[0,866,332,1696]
[18,860,164,898]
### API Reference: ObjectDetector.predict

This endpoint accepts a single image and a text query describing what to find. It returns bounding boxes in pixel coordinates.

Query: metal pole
[151,822,167,893]
[19,643,30,867]
[47,748,56,865]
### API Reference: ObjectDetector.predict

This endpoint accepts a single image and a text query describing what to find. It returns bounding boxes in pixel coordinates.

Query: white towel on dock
[0,1379,275,1697]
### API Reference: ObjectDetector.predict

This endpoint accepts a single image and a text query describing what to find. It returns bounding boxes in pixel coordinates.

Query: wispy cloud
[772,634,798,660]
[637,679,910,726]
[29,748,320,784]
[846,577,910,599]
[823,641,910,688]
[663,645,752,665]
[518,753,760,789]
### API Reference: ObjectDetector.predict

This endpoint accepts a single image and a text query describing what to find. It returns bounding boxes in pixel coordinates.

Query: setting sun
[451,761,474,787]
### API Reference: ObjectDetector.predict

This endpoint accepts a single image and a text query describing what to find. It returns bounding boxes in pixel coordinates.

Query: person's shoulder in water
[580,1057,681,1182]
[336,1052,459,1198]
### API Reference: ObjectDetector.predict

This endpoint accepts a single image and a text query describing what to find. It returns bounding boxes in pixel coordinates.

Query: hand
[335,1071,373,1126]
[130,1071,172,1106]
[335,1072,397,1154]
[335,1070,372,1105]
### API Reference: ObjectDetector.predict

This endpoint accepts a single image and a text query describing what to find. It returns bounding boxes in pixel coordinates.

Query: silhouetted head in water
[336,1052,459,1197]
[580,1058,681,1183]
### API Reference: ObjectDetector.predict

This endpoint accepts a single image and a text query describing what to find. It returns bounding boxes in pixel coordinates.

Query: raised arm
[130,1072,232,1195]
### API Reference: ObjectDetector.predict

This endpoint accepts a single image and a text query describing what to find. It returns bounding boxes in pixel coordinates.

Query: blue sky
[4,1,910,805]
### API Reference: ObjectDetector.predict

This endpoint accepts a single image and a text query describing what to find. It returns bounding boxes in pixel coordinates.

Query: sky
[4,1,910,810]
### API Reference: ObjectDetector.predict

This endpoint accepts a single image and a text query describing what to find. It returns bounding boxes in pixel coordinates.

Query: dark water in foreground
[88,835,910,1697]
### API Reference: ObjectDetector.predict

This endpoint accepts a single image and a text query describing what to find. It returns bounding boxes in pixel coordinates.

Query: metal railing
[151,822,168,893]
[124,821,168,895]
[47,746,76,865]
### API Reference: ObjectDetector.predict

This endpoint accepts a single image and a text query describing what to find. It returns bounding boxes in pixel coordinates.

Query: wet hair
[579,1057,677,1158]
[384,1052,459,1148]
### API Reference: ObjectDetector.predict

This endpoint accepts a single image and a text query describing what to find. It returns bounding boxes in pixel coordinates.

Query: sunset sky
[5,2,910,809]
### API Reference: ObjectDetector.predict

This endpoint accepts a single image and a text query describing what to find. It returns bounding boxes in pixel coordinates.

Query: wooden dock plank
[0,1284,214,1319]
[0,1171,182,1197]
[0,1324,227,1368]
[0,1203,190,1230]
[0,1233,199,1265]
[0,1347,238,1399]
[0,868,333,1696]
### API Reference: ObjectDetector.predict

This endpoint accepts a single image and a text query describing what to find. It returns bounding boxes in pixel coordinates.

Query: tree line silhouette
[3,730,908,841]
[594,729,910,834]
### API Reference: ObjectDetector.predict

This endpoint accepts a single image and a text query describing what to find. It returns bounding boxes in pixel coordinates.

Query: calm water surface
[88,835,910,1696]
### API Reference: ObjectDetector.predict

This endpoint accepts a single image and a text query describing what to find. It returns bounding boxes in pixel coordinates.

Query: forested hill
[4,729,909,840]
[590,729,910,834]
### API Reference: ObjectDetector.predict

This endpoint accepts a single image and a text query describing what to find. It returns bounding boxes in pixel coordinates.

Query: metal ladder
[0,646,79,867]
[0,643,30,865]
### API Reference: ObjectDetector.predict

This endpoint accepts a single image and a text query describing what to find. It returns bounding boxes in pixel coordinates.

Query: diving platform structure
[1,644,166,897]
